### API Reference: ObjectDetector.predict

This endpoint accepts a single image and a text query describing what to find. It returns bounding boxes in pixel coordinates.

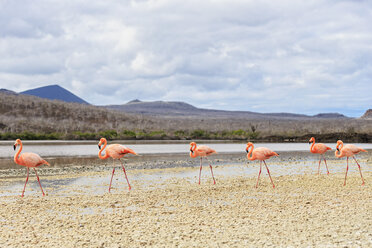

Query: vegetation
[0,92,371,142]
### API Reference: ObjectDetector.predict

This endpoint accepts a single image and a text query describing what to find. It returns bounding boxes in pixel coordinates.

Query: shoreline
[1,150,371,177]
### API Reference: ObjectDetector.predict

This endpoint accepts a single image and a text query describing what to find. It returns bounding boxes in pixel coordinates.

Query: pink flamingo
[246,142,278,188]
[13,139,50,197]
[309,137,332,175]
[189,142,217,185]
[335,140,366,186]
[98,137,137,192]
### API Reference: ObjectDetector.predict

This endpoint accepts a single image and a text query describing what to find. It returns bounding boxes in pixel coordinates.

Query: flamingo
[98,137,137,192]
[309,137,332,175]
[189,142,217,185]
[246,142,278,188]
[13,139,50,197]
[335,140,366,186]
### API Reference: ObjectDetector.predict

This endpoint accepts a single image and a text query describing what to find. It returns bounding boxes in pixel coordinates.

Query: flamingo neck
[98,140,109,159]
[310,139,315,152]
[14,142,22,164]
[247,144,255,161]
[190,143,198,158]
[335,142,343,158]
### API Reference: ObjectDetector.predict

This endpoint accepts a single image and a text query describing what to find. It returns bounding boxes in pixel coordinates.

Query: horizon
[1,1,371,117]
[2,83,369,118]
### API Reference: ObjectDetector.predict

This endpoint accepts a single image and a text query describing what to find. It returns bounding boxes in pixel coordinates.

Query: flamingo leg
[21,167,29,197]
[198,157,203,185]
[323,157,330,175]
[353,156,365,185]
[119,159,131,191]
[344,157,349,186]
[109,159,116,192]
[256,161,262,188]
[263,160,275,189]
[318,155,321,175]
[205,157,216,185]
[33,168,45,196]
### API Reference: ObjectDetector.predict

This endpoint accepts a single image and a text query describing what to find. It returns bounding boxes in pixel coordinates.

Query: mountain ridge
[20,84,89,104]
[0,91,371,142]
[0,85,362,119]
[106,100,349,119]
[361,109,372,119]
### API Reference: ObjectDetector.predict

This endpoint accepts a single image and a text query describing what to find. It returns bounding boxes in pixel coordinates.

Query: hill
[20,85,89,104]
[13,84,348,120]
[106,100,348,120]
[0,92,371,142]
[0,89,17,95]
[361,109,372,119]
[108,100,200,116]
[0,92,147,138]
[313,113,347,118]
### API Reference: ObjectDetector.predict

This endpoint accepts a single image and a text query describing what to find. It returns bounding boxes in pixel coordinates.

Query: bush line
[0,130,371,142]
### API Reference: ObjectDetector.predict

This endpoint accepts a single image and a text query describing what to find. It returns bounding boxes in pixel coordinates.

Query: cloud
[0,0,371,116]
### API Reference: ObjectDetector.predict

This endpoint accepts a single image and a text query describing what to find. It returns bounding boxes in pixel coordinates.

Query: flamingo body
[309,137,331,175]
[98,138,137,191]
[13,139,49,197]
[190,145,217,158]
[249,147,279,161]
[189,142,217,184]
[15,152,50,168]
[335,140,366,186]
[246,142,278,188]
[104,144,137,159]
[336,144,366,158]
[310,143,332,154]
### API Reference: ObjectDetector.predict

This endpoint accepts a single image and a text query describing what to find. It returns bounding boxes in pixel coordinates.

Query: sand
[0,155,371,247]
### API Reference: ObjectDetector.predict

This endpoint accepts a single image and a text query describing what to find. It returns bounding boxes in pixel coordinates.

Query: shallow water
[1,158,370,197]
[2,140,372,158]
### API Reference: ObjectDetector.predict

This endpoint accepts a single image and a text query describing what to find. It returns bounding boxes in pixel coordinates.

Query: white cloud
[0,0,371,116]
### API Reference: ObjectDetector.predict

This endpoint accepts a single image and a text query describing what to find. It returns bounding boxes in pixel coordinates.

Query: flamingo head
[246,142,253,153]
[336,140,343,151]
[98,137,107,150]
[13,139,22,150]
[308,137,315,144]
[189,142,196,152]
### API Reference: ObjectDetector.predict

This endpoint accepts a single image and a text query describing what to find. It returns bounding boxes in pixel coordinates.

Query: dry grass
[0,92,371,141]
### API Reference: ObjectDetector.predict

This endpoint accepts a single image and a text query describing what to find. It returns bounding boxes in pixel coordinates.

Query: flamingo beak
[13,145,16,150]
[98,144,101,150]
[190,149,193,153]
[245,149,248,153]
[308,142,311,144]
[337,147,339,151]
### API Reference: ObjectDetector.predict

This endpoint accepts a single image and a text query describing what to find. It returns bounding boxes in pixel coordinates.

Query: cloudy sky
[0,0,371,117]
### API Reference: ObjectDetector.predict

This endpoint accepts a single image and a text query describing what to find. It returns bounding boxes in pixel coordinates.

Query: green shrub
[99,130,118,140]
[121,129,136,137]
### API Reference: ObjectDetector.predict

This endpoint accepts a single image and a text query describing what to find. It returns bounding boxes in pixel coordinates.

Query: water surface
[2,141,372,158]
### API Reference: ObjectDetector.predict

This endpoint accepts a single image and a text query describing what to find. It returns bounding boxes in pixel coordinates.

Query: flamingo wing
[313,143,330,154]
[19,152,47,167]
[106,144,136,158]
[196,145,216,156]
[254,147,278,160]
[344,144,365,155]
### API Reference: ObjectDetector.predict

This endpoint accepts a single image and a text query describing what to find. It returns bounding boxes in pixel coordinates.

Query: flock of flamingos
[12,137,367,197]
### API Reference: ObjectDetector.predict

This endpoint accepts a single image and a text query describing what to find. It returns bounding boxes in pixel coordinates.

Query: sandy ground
[0,153,371,247]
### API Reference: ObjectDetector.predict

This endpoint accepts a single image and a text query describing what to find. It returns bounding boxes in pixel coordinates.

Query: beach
[0,152,371,247]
